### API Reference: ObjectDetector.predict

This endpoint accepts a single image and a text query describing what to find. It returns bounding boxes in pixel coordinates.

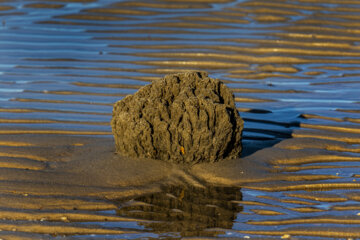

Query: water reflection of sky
[0,0,358,133]
[0,0,360,239]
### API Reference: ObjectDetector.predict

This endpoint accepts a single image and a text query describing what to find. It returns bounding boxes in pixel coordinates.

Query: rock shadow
[240,112,301,157]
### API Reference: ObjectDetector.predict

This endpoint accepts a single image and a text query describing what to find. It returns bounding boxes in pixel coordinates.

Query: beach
[1,0,360,238]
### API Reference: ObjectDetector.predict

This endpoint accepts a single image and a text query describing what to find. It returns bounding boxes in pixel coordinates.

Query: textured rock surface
[111,71,243,164]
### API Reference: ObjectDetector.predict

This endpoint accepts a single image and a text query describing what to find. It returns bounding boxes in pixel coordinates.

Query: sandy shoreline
[1,0,360,238]
[1,128,360,238]
[1,128,359,195]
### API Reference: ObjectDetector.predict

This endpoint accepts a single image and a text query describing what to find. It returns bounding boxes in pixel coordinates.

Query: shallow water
[1,0,360,239]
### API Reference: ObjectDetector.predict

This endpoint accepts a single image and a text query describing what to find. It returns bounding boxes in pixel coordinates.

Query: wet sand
[0,133,360,237]
[1,0,360,239]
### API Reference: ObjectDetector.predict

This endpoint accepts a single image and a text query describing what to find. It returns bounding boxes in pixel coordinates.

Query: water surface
[1,0,360,239]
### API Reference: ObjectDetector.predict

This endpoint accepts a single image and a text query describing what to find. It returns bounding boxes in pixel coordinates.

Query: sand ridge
[1,0,360,238]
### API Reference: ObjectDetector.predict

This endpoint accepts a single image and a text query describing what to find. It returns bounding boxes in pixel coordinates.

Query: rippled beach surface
[1,0,360,239]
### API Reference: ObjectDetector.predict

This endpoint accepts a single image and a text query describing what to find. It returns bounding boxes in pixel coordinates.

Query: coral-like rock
[111,71,243,164]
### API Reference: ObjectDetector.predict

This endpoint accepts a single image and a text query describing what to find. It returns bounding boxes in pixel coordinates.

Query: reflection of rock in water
[116,185,242,237]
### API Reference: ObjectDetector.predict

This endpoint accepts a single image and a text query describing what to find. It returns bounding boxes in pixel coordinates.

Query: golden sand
[1,0,360,238]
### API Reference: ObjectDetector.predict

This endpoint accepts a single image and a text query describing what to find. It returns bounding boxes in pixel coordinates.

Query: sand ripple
[0,0,360,239]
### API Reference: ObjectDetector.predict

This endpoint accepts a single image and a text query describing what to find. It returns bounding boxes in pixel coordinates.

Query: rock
[111,71,243,164]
